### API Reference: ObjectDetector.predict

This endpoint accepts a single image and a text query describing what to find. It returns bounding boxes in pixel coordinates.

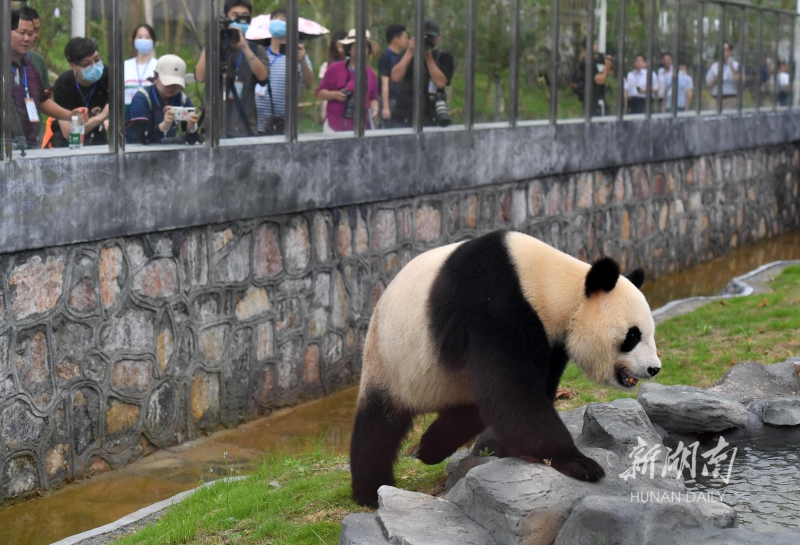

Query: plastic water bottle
[69,115,84,150]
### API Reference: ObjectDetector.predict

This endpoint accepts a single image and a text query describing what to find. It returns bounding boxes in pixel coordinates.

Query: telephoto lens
[431,91,451,126]
[342,91,355,119]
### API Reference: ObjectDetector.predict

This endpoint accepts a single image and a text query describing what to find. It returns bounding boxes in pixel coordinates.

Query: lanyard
[234,52,244,72]
[267,48,284,67]
[12,64,30,98]
[75,79,97,108]
[136,58,154,86]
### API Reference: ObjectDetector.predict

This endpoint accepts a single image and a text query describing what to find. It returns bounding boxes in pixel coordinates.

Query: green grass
[118,266,800,543]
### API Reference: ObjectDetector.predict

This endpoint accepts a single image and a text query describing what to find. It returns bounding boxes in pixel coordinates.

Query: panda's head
[566,258,661,389]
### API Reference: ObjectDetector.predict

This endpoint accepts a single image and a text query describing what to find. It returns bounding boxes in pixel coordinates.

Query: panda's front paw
[551,454,605,482]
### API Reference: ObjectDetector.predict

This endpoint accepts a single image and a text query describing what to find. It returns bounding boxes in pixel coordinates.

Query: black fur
[626,268,645,290]
[427,230,605,482]
[417,404,485,465]
[585,257,620,297]
[620,326,642,353]
[350,388,413,507]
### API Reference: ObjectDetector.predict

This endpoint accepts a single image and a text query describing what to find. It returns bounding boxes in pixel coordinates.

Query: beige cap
[154,54,195,88]
[338,28,379,54]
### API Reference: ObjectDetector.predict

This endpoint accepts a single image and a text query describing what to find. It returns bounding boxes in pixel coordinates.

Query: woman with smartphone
[126,55,200,145]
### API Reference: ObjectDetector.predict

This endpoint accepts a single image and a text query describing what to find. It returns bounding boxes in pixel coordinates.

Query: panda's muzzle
[616,368,639,388]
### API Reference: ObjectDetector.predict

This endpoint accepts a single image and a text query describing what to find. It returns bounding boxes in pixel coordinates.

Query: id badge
[234,80,244,97]
[25,98,39,122]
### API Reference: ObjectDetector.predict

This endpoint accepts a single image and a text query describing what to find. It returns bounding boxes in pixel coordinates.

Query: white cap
[154,54,195,88]
[338,28,379,53]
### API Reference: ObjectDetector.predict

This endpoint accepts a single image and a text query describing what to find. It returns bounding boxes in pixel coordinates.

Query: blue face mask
[231,22,250,36]
[269,19,287,38]
[134,38,153,55]
[81,61,104,83]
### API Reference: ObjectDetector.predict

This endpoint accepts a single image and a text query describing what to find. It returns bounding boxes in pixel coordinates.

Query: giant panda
[349,229,661,507]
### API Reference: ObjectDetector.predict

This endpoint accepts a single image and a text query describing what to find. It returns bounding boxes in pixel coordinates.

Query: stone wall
[1,143,799,503]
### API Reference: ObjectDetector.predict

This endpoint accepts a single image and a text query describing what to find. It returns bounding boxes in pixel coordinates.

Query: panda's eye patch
[620,327,642,353]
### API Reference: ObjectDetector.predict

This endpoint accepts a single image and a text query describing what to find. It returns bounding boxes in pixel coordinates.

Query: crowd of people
[8,0,455,150]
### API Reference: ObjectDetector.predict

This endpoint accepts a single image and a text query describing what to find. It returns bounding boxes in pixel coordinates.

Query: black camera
[342,89,355,119]
[429,89,451,126]
[424,34,436,51]
[220,14,250,42]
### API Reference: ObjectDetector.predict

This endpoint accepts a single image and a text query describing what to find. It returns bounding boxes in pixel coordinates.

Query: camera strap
[228,77,255,136]
[265,79,277,119]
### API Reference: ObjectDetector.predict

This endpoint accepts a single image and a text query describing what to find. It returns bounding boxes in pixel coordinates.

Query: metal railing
[1,0,797,162]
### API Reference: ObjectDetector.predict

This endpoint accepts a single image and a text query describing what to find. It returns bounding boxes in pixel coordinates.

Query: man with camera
[390,19,454,128]
[196,0,269,138]
[573,37,612,117]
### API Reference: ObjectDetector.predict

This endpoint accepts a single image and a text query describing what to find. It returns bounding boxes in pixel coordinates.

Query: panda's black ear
[585,257,620,297]
[626,268,645,290]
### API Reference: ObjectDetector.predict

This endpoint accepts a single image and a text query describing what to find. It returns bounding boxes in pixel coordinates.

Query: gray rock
[577,399,661,460]
[444,455,497,493]
[764,357,800,391]
[747,397,800,426]
[339,513,390,545]
[707,361,797,404]
[470,428,500,457]
[638,383,750,434]
[679,528,800,545]
[559,405,586,441]
[445,449,470,476]
[376,486,496,545]
[446,449,639,545]
[554,493,737,545]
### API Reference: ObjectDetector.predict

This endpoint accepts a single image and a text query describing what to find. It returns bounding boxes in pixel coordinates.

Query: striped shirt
[254,48,311,132]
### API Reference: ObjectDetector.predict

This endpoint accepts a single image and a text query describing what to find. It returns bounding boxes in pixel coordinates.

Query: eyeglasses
[78,58,103,69]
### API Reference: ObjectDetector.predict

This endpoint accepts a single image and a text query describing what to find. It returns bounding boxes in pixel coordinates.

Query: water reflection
[685,427,800,529]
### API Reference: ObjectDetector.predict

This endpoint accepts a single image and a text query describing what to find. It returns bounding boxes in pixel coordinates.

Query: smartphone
[170,107,196,122]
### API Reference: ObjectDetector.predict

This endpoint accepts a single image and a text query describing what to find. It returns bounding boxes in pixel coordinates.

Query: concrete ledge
[1,111,798,254]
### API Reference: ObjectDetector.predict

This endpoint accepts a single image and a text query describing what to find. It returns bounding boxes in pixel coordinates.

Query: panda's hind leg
[416,404,485,465]
[349,387,413,508]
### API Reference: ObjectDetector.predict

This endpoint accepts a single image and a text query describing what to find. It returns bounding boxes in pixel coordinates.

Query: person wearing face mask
[254,8,315,135]
[124,24,159,110]
[50,37,110,147]
[196,0,269,138]
[126,55,200,145]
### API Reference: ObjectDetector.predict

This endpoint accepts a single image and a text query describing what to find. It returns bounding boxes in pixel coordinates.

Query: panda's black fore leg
[550,454,605,482]
[349,388,413,508]
[417,404,485,465]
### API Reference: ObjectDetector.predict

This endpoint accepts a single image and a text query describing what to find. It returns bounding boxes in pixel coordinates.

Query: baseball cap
[155,54,194,88]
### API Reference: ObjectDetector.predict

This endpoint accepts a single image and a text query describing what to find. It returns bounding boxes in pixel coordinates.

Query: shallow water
[684,427,800,529]
[2,230,800,545]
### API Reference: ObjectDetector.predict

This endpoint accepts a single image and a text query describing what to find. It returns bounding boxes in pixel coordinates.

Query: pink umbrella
[246,14,329,41]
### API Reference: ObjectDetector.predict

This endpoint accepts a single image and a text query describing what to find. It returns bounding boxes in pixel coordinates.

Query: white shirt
[705,59,739,97]
[124,57,157,105]
[778,71,790,90]
[657,67,671,99]
[665,71,694,109]
[625,68,659,98]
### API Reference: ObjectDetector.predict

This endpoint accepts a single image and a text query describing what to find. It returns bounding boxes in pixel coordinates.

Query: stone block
[254,321,275,361]
[747,397,800,426]
[464,195,478,227]
[497,192,511,222]
[637,383,750,434]
[15,329,54,409]
[214,233,250,283]
[512,188,527,228]
[199,324,230,363]
[156,324,174,372]
[594,174,612,206]
[621,210,630,240]
[99,245,126,310]
[212,227,234,252]
[86,457,112,476]
[0,399,45,451]
[73,387,100,456]
[324,333,343,365]
[416,205,442,242]
[373,210,397,250]
[399,206,413,240]
[313,213,331,263]
[45,443,70,480]
[278,338,302,391]
[653,173,666,195]
[355,212,369,254]
[133,258,179,298]
[688,191,702,211]
[105,398,141,448]
[577,399,663,461]
[100,308,156,354]
[179,231,208,289]
[276,298,301,333]
[377,487,497,545]
[303,344,320,386]
[285,217,311,273]
[337,214,353,259]
[235,287,270,322]
[190,371,220,427]
[576,174,593,209]
[3,454,39,498]
[546,184,562,216]
[308,308,328,337]
[68,277,97,313]
[9,254,65,320]
[111,358,153,393]
[339,513,390,545]
[52,315,91,378]
[147,381,177,435]
[252,223,284,279]
[706,361,797,404]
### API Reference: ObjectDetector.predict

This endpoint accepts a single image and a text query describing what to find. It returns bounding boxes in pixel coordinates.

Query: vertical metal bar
[109,0,125,154]
[549,0,560,124]
[717,5,725,114]
[1,0,12,161]
[645,0,656,118]
[353,0,367,136]
[413,0,425,132]
[738,7,745,113]
[696,1,704,115]
[286,0,299,142]
[671,0,681,116]
[773,12,779,111]
[509,0,521,126]
[584,0,595,121]
[208,0,222,147]
[756,9,762,110]
[616,0,626,119]
[464,0,477,129]
[789,13,796,108]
